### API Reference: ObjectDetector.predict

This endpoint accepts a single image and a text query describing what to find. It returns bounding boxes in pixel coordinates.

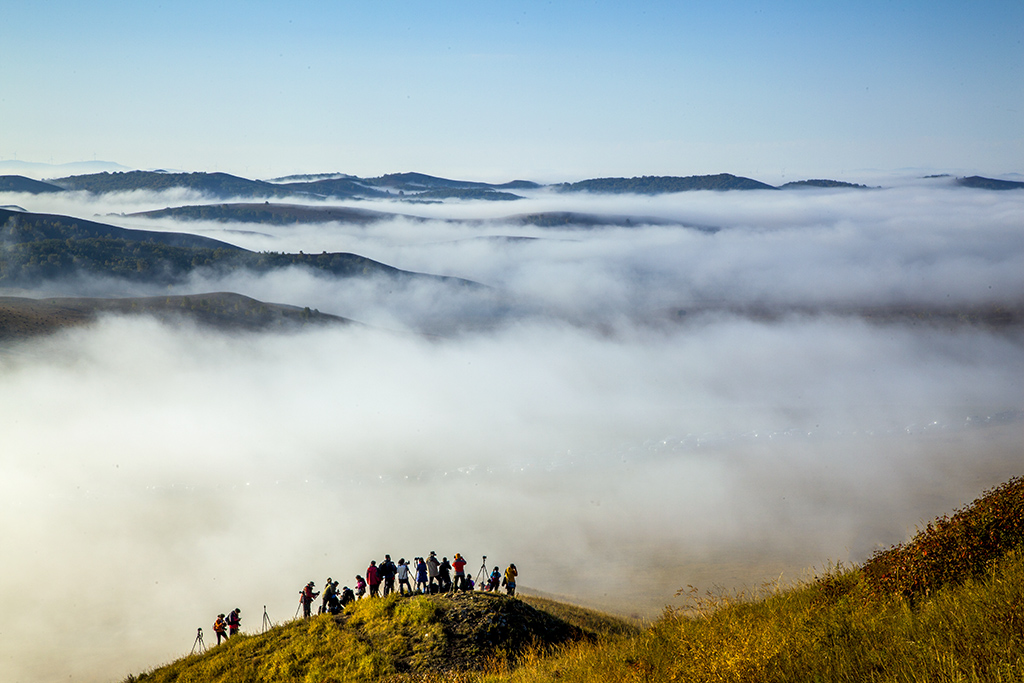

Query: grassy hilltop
[125,476,1024,682]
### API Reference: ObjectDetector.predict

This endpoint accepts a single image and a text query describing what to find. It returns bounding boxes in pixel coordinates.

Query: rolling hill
[554,173,777,193]
[131,203,404,225]
[0,175,65,194]
[0,208,478,288]
[51,171,299,199]
[779,179,871,189]
[956,175,1024,190]
[0,292,349,340]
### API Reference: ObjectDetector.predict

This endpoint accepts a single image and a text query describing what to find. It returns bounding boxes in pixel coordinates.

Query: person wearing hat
[426,551,440,591]
[300,581,319,618]
[227,608,241,636]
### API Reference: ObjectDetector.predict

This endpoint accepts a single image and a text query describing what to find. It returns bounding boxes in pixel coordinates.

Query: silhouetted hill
[507,211,716,231]
[555,173,776,194]
[365,172,538,192]
[494,179,542,190]
[51,171,298,199]
[131,203,402,225]
[0,293,350,340]
[0,175,65,194]
[408,188,523,201]
[370,171,494,190]
[0,207,243,250]
[779,179,871,189]
[282,177,389,198]
[956,176,1024,190]
[130,203,720,231]
[48,170,539,201]
[0,208,478,288]
[39,168,931,201]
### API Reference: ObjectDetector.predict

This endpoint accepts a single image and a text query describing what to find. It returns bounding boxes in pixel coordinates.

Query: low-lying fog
[1,180,1022,682]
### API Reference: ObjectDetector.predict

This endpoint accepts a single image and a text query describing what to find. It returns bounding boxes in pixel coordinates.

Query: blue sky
[1,1,1021,181]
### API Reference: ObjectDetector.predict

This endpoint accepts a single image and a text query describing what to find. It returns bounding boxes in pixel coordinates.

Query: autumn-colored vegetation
[861,476,1024,602]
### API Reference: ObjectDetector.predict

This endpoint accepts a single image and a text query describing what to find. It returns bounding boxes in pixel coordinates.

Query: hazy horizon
[2,178,1023,682]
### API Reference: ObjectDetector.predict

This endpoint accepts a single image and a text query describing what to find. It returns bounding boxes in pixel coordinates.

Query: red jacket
[453,557,467,574]
[367,565,379,585]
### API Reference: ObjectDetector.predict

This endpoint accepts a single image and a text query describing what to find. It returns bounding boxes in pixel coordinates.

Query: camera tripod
[262,605,272,633]
[474,555,489,590]
[190,627,206,655]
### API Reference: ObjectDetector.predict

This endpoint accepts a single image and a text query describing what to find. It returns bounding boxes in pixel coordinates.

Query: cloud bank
[0,181,1022,682]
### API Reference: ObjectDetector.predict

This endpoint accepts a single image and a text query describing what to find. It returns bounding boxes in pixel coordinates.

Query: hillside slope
[0,293,349,340]
[0,208,479,289]
[124,476,1024,682]
[127,592,636,683]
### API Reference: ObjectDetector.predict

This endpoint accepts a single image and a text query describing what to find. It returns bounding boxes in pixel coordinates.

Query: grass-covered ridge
[126,476,1024,682]
[126,592,634,683]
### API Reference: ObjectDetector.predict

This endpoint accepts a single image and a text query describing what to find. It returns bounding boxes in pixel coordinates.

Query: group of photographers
[301,551,518,617]
[208,553,518,643]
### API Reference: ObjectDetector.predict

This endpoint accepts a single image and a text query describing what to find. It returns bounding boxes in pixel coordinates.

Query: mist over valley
[1,170,1022,682]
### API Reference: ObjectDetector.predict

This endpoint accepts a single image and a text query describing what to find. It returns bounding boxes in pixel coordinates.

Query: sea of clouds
[1,179,1022,682]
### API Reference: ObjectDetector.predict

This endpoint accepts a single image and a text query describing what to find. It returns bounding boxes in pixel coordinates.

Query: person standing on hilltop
[355,575,367,600]
[438,556,452,592]
[367,561,380,597]
[300,581,319,617]
[380,555,397,596]
[415,557,428,594]
[227,608,241,636]
[503,564,518,597]
[487,566,501,592]
[213,613,227,645]
[452,553,467,592]
[320,579,336,614]
[426,551,440,591]
[396,558,413,595]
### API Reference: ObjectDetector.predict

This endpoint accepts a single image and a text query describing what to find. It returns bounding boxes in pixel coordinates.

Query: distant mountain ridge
[4,169,1020,200]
